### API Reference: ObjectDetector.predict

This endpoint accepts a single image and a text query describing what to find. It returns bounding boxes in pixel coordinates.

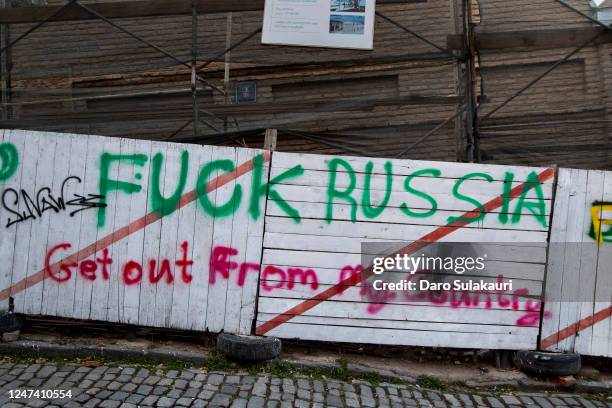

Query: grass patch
[417,374,445,390]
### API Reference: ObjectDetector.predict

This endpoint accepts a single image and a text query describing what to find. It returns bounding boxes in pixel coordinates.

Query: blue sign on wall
[236,81,257,103]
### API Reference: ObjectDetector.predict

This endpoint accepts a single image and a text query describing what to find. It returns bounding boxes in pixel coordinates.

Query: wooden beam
[447,27,612,51]
[1,94,459,127]
[0,0,426,24]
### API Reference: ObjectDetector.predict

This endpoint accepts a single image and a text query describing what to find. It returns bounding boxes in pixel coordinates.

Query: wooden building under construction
[0,0,610,169]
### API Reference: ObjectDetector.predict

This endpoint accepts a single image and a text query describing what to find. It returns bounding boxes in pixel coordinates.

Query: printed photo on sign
[330,0,366,13]
[330,15,365,35]
[262,0,376,50]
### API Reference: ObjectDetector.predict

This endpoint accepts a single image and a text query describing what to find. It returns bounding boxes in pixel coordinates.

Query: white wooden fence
[255,153,555,350]
[0,130,267,334]
[541,168,612,358]
[1,130,610,354]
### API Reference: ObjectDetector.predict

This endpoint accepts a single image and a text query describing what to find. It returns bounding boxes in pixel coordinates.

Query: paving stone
[198,389,215,400]
[37,365,57,378]
[208,374,225,386]
[136,384,153,395]
[326,394,343,407]
[1,361,608,408]
[210,393,232,406]
[253,382,268,397]
[107,381,122,391]
[135,369,149,378]
[184,388,200,398]
[167,389,182,399]
[125,394,144,405]
[140,395,159,406]
[228,398,247,408]
[176,397,194,406]
[99,400,121,408]
[533,396,555,408]
[192,399,207,408]
[296,388,310,400]
[109,391,129,401]
[143,375,160,385]
[152,386,169,396]
[222,384,239,395]
[156,396,177,407]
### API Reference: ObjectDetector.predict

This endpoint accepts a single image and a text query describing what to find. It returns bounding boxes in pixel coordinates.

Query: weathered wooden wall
[255,152,555,349]
[541,168,612,358]
[0,129,562,351]
[0,129,267,334]
[2,129,611,353]
[475,0,612,170]
[3,0,463,161]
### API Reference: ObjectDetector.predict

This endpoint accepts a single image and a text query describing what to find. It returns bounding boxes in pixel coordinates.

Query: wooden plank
[169,143,203,330]
[120,137,148,326]
[447,28,612,51]
[257,298,538,325]
[266,201,549,231]
[72,134,101,320]
[264,216,549,242]
[12,131,42,315]
[153,142,183,328]
[89,135,123,322]
[574,170,605,356]
[540,168,575,352]
[262,322,537,349]
[263,233,547,263]
[227,149,267,335]
[0,130,25,312]
[259,278,543,301]
[269,185,552,217]
[556,169,590,353]
[270,167,555,195]
[589,171,612,357]
[104,137,131,324]
[205,146,239,333]
[185,145,214,331]
[0,0,425,24]
[261,249,545,280]
[40,132,73,318]
[138,141,168,327]
[271,152,554,183]
[257,313,538,335]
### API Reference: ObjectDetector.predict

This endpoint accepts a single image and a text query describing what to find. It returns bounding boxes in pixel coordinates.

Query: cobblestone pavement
[0,362,609,408]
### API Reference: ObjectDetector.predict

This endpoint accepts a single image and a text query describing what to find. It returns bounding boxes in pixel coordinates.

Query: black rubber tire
[514,350,581,377]
[0,312,25,333]
[217,333,281,362]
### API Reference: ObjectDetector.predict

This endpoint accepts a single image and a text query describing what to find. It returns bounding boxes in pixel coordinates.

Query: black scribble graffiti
[1,176,107,228]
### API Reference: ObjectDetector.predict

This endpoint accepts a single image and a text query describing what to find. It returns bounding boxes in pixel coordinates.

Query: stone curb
[0,340,208,366]
[1,340,610,394]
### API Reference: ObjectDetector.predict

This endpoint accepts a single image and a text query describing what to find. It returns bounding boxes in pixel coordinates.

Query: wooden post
[264,128,278,151]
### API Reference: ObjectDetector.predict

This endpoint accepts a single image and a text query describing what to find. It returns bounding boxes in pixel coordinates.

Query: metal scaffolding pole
[192,0,199,139]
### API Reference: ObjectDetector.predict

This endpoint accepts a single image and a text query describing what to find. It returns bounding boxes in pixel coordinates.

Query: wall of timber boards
[0,129,268,335]
[476,0,612,169]
[541,168,612,358]
[0,129,564,351]
[5,0,462,161]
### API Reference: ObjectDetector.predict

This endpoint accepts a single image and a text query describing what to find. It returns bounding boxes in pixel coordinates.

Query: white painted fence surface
[0,129,268,334]
[5,129,606,353]
[541,168,612,357]
[255,152,555,349]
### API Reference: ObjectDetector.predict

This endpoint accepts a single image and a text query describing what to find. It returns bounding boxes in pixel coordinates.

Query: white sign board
[262,0,376,50]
